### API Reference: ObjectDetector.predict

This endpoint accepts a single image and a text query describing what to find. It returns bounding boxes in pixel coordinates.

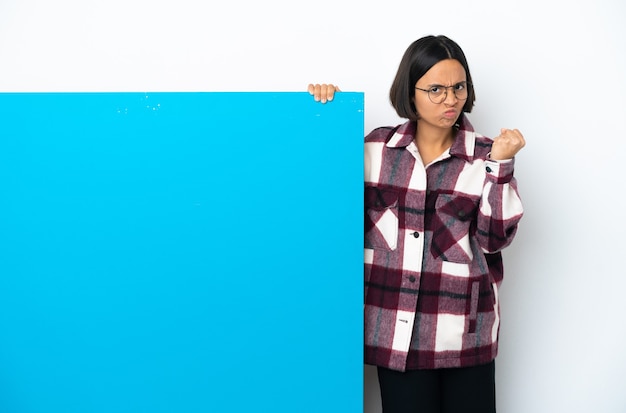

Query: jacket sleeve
[476,158,524,253]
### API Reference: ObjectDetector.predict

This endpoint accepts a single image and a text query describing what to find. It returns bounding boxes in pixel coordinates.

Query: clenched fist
[491,128,525,161]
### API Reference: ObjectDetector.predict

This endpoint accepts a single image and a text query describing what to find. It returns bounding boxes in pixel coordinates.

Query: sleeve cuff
[485,155,515,182]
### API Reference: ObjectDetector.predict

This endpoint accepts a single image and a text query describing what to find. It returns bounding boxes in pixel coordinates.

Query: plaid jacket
[364,116,523,371]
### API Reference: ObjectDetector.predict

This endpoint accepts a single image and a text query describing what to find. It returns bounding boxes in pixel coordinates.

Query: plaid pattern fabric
[364,116,523,371]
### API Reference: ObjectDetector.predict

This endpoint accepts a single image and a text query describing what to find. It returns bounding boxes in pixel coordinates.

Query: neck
[414,122,455,165]
[415,121,454,144]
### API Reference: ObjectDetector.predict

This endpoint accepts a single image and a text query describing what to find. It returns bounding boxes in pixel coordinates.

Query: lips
[443,109,458,119]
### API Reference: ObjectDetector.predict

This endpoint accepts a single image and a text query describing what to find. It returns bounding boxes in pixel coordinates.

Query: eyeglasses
[415,81,470,104]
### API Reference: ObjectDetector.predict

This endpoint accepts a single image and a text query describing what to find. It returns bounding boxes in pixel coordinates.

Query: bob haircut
[389,35,475,121]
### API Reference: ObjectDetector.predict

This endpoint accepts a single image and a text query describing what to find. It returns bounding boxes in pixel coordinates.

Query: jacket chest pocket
[365,186,399,251]
[430,194,478,263]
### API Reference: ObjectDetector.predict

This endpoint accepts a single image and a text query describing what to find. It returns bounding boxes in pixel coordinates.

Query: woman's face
[413,59,467,131]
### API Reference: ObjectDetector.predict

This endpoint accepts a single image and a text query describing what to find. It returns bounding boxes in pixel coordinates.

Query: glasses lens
[429,90,446,103]
[455,84,468,100]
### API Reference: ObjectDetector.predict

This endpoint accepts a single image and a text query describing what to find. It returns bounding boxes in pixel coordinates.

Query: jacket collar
[386,114,478,163]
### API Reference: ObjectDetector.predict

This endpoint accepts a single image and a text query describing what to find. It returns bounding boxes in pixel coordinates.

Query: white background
[1,1,625,412]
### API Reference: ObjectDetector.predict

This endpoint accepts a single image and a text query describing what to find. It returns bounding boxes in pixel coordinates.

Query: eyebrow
[426,81,467,87]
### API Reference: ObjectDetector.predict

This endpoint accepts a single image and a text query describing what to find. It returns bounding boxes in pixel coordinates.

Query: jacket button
[413,231,420,238]
[486,166,492,173]
[409,276,416,282]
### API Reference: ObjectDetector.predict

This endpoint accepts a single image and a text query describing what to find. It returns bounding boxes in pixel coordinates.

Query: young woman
[309,35,525,413]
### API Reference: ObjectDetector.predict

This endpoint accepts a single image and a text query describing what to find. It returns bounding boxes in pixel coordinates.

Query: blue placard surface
[0,92,364,413]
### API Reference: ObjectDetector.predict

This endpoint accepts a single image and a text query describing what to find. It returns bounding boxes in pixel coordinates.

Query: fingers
[307,83,341,104]
[491,128,526,160]
[499,128,526,148]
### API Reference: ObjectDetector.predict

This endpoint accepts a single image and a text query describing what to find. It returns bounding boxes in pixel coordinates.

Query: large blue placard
[0,92,364,413]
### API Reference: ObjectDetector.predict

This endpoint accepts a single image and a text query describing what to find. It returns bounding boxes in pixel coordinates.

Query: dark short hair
[389,35,475,121]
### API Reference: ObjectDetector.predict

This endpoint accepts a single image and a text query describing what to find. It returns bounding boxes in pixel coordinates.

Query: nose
[443,86,458,105]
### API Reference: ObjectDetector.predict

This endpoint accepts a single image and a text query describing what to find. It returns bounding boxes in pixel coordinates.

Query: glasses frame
[415,81,471,104]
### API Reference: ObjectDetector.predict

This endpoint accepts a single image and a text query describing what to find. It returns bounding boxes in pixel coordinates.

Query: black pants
[376,361,496,413]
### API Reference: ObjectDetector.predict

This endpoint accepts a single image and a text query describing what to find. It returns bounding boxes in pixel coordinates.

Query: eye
[454,82,466,91]
[429,86,442,95]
